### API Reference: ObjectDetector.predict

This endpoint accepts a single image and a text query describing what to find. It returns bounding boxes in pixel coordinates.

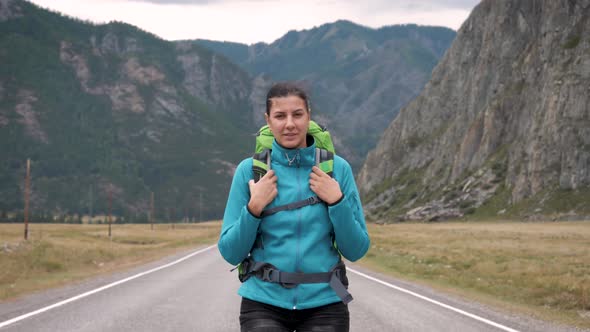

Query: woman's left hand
[309,166,343,205]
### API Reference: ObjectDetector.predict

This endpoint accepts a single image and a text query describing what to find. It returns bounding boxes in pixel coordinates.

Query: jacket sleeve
[218,159,262,266]
[328,156,370,262]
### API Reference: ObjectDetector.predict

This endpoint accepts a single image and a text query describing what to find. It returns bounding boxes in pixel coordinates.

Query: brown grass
[0,222,221,301]
[3,221,589,328]
[360,221,590,329]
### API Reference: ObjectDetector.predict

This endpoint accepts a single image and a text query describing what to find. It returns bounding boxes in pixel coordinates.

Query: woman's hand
[309,166,343,205]
[248,170,278,217]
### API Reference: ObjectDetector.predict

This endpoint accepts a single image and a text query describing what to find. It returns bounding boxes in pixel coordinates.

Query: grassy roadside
[2,220,589,329]
[359,221,590,329]
[0,222,222,301]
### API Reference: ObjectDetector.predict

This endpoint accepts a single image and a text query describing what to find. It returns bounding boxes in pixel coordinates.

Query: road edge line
[347,267,520,332]
[0,244,217,329]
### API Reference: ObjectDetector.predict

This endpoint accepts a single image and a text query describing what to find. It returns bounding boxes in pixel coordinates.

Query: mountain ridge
[1,0,458,220]
[0,0,257,220]
[195,21,456,171]
[358,0,590,222]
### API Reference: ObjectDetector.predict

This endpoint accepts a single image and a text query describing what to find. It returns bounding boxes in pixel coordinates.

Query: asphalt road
[0,245,585,332]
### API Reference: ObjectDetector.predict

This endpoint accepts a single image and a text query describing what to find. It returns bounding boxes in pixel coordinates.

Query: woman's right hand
[247,170,278,217]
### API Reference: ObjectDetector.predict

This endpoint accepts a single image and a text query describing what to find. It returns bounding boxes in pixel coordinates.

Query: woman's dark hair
[266,82,310,115]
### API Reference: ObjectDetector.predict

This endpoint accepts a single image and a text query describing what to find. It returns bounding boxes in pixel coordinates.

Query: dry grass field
[0,222,221,301]
[2,220,589,328]
[361,221,590,328]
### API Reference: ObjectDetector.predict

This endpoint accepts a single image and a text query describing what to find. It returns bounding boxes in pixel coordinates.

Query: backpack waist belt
[238,257,353,304]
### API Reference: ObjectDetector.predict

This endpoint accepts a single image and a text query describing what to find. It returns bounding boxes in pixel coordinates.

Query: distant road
[0,245,584,332]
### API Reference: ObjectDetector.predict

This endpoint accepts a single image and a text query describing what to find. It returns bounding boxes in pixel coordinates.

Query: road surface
[0,245,584,331]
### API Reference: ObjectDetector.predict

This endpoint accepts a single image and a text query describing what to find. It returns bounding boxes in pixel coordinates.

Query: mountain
[0,0,262,220]
[358,0,590,222]
[195,21,456,171]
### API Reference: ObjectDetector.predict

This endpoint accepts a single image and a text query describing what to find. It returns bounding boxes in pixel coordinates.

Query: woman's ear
[264,112,270,127]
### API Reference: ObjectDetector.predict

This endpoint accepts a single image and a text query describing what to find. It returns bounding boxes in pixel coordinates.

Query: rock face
[358,0,590,221]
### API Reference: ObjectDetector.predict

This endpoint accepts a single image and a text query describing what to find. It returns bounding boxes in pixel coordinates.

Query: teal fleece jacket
[218,138,370,310]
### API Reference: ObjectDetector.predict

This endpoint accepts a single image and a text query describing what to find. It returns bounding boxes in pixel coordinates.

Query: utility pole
[89,184,93,223]
[171,207,175,229]
[150,192,154,230]
[24,159,30,240]
[199,191,203,222]
[108,189,112,238]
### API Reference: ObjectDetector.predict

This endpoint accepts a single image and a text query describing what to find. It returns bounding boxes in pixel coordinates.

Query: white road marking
[347,267,520,332]
[0,245,217,329]
[1,247,521,331]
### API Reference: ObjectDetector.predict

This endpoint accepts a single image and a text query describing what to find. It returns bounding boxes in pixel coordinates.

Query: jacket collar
[271,135,316,168]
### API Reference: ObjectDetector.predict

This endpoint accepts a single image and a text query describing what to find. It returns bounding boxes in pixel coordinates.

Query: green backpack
[251,120,335,217]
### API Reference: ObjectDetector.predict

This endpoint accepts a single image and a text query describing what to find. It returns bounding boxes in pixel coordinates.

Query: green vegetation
[0,222,221,300]
[514,80,526,94]
[194,39,250,65]
[197,22,455,88]
[0,1,253,218]
[363,167,429,220]
[469,184,590,221]
[563,35,581,49]
[362,221,590,328]
[510,187,590,217]
[469,184,512,219]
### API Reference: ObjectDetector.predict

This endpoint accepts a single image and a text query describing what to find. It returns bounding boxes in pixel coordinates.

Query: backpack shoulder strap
[252,149,271,183]
[315,148,334,178]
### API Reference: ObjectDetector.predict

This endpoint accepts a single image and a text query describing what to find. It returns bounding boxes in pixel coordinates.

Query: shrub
[563,35,581,49]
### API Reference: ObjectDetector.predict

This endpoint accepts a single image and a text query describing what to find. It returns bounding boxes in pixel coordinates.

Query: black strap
[329,271,353,304]
[253,149,271,183]
[319,149,333,164]
[316,148,334,177]
[261,269,331,284]
[254,148,333,182]
[254,147,333,217]
[260,196,323,217]
[238,258,353,304]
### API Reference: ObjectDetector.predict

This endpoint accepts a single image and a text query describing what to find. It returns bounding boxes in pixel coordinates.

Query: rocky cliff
[358,0,590,221]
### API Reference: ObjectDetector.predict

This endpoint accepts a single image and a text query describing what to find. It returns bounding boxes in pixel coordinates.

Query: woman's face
[265,95,310,149]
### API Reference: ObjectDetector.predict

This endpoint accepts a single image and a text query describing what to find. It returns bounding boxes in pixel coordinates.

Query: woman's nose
[286,115,295,127]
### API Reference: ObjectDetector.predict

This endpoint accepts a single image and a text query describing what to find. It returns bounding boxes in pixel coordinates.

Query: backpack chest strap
[260,195,323,217]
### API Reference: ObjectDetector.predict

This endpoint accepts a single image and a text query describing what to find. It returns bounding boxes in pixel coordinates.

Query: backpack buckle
[308,196,321,205]
[261,268,275,282]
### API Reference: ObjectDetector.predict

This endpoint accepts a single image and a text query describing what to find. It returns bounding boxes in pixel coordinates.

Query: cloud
[411,0,481,10]
[28,0,478,44]
[123,0,271,4]
[122,0,480,10]
[351,0,480,13]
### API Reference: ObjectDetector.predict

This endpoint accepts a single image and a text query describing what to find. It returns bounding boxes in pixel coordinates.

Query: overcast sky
[28,0,481,44]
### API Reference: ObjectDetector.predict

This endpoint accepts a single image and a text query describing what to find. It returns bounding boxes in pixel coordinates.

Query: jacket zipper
[294,150,302,309]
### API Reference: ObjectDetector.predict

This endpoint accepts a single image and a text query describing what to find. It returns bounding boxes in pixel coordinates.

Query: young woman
[219,82,370,332]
